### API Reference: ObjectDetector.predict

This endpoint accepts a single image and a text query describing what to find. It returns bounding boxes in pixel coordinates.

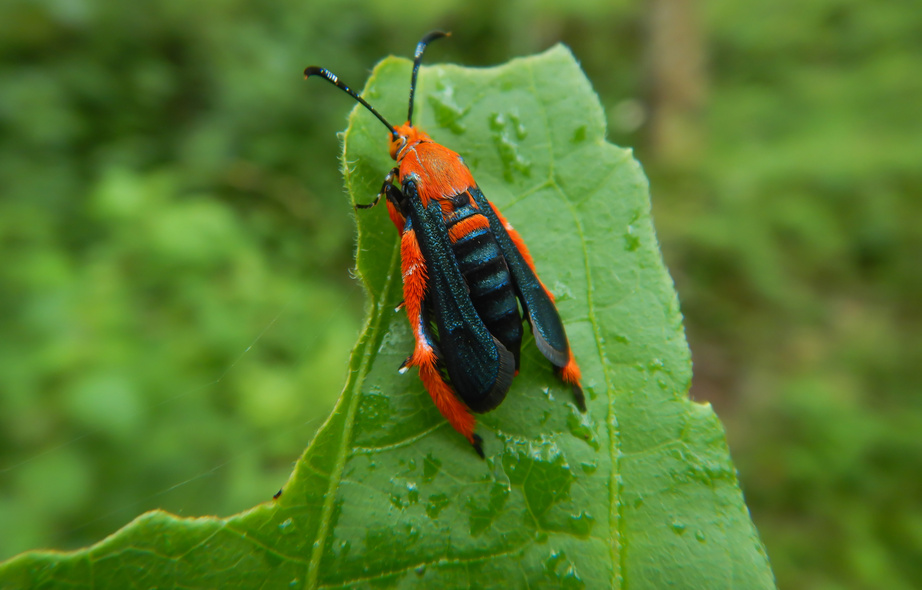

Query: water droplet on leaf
[567,410,600,451]
[428,81,468,134]
[488,111,531,181]
[278,518,295,534]
[426,493,450,519]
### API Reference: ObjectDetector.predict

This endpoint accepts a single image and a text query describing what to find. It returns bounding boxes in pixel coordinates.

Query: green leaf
[0,46,775,589]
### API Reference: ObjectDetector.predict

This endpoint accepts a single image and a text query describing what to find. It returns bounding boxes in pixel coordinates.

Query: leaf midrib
[305,239,402,588]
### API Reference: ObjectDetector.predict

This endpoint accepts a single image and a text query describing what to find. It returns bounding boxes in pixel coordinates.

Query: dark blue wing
[405,181,515,413]
[469,186,570,368]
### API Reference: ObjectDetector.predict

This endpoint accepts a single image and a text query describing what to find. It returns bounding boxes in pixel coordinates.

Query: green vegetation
[0,49,774,589]
[1,0,919,588]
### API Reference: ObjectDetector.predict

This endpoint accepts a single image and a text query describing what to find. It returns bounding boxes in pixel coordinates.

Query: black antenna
[304,66,397,137]
[408,31,450,127]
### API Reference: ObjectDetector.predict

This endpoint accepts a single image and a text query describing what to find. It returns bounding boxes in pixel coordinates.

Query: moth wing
[470,186,570,368]
[405,181,515,413]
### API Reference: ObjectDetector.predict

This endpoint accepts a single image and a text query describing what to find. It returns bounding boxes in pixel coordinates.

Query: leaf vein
[305,239,403,588]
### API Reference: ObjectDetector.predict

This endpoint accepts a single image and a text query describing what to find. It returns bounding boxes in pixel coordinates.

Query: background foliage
[0,1,919,588]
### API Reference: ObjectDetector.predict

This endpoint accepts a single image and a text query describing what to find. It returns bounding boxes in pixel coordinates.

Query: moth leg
[400,226,481,454]
[356,167,400,209]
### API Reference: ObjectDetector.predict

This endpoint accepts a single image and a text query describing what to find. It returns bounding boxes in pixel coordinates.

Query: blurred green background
[1,0,920,588]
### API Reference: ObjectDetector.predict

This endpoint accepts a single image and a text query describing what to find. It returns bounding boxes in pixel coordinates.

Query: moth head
[389,123,432,161]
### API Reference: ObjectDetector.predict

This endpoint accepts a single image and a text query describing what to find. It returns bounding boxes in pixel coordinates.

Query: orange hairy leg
[386,199,406,232]
[400,228,480,452]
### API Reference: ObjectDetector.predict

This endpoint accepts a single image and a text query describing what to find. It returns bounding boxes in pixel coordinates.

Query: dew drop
[427,81,468,134]
[544,550,563,571]
[488,111,531,182]
[695,530,707,543]
[465,482,510,535]
[543,549,586,589]
[426,493,450,519]
[670,520,687,535]
[407,482,419,504]
[550,280,573,301]
[405,523,419,540]
[390,492,406,509]
[568,511,596,536]
[624,225,640,251]
[422,453,442,482]
[489,112,505,131]
[567,410,600,451]
[278,518,295,535]
[509,113,528,140]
